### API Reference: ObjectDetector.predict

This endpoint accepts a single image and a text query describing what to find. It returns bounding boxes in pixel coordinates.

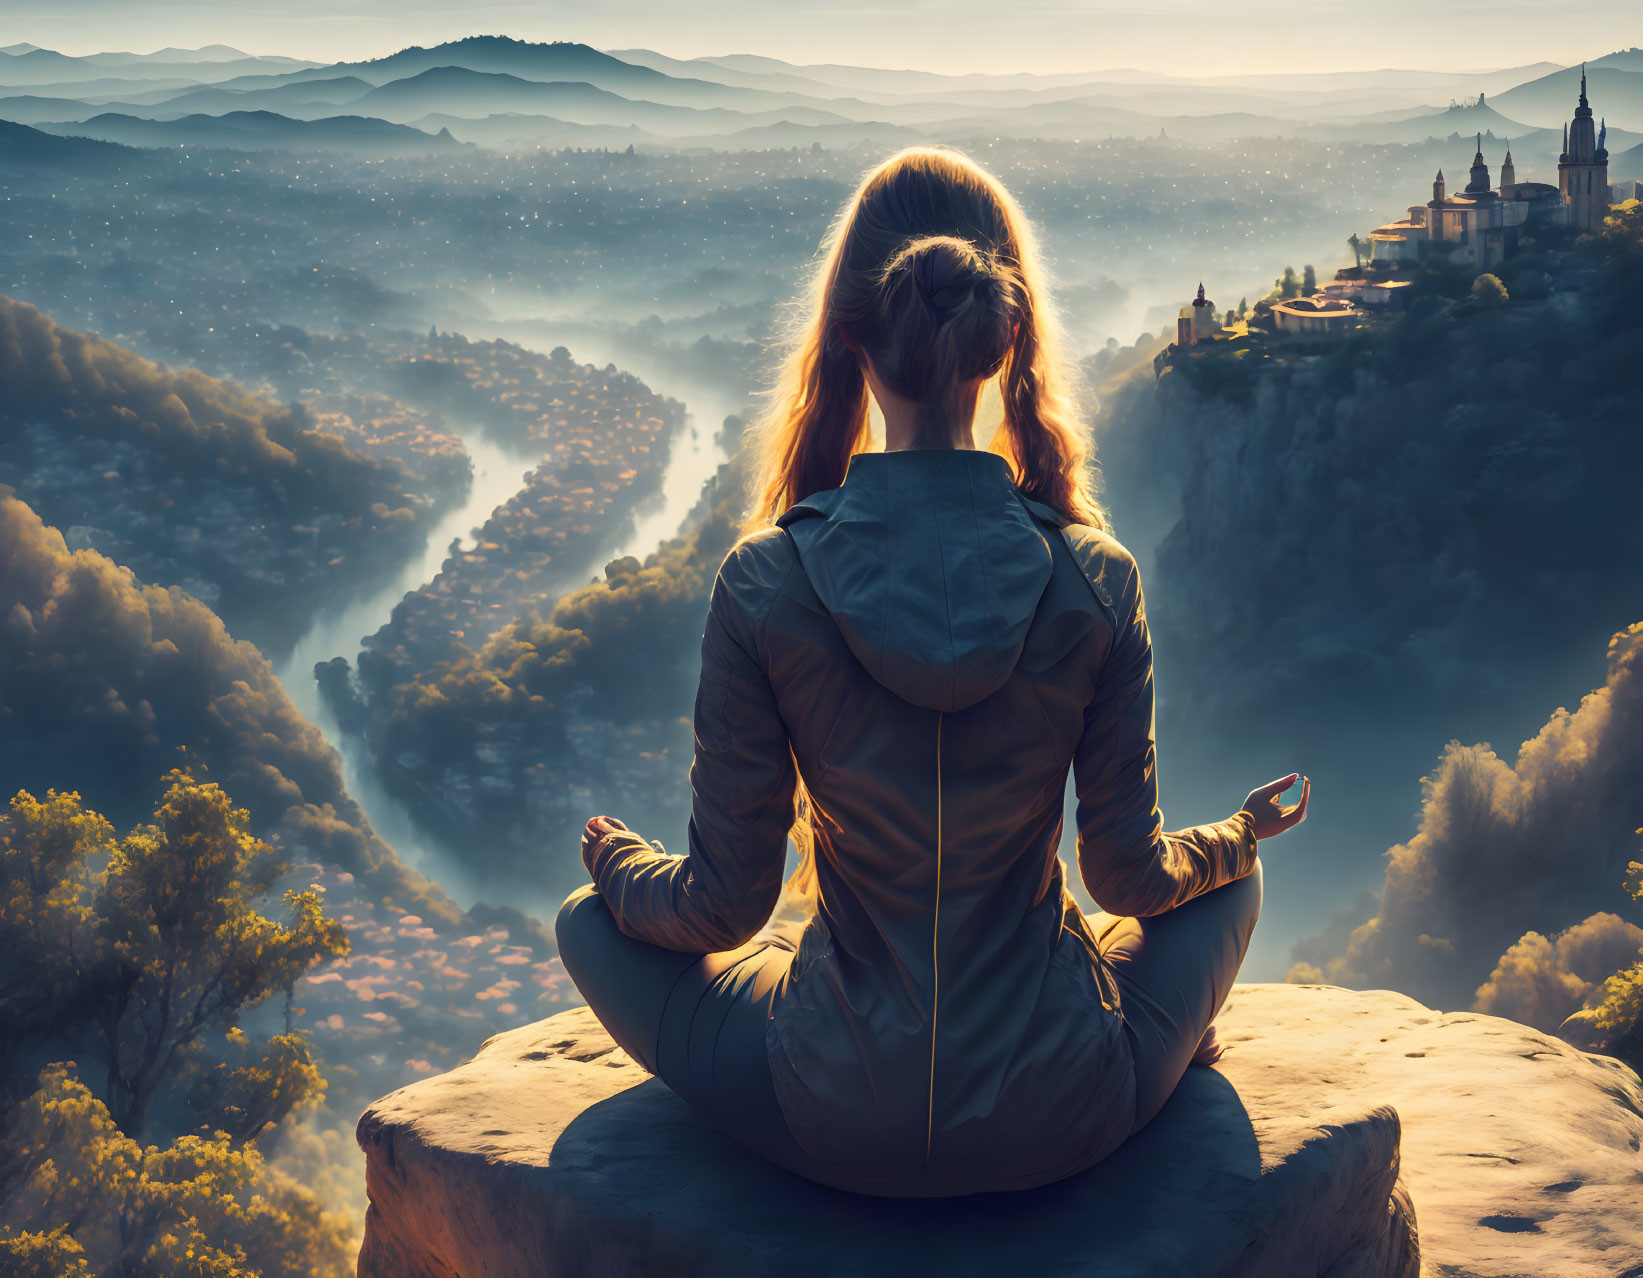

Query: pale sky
[6,0,1640,79]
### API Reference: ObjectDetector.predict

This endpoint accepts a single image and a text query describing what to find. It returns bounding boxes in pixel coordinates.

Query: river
[272,324,741,905]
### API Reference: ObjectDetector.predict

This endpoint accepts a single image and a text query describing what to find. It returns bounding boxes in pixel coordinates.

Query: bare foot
[1192,1024,1225,1067]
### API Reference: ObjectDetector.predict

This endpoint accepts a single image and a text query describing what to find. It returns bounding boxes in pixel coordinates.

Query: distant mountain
[142,75,373,120]
[354,66,849,135]
[0,117,132,168]
[413,111,665,151]
[0,94,101,125]
[40,110,460,156]
[0,43,42,55]
[88,45,260,65]
[0,47,314,87]
[1613,138,1643,180]
[268,36,789,113]
[609,47,872,99]
[0,74,200,99]
[1591,49,1643,73]
[677,51,1564,104]
[1492,63,1643,130]
[1309,100,1546,145]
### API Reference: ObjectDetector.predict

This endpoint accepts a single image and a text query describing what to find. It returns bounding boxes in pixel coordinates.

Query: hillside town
[1157,69,1641,375]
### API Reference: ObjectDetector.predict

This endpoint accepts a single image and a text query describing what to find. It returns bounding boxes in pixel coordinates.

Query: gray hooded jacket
[586,447,1256,1195]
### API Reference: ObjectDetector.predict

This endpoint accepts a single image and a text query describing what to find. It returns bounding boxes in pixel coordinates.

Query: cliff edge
[355,983,1643,1277]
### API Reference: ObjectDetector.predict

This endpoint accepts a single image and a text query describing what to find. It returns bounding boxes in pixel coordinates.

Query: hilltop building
[1559,66,1610,232]
[1271,294,1359,334]
[1175,282,1219,346]
[1367,136,1564,271]
[1368,70,1612,271]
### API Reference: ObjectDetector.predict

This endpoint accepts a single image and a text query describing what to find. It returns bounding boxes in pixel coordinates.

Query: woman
[557,146,1308,1197]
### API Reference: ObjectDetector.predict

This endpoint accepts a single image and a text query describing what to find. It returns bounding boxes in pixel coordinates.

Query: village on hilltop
[1157,68,1640,376]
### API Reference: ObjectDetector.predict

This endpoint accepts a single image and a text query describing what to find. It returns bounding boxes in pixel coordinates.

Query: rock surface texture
[356,983,1643,1278]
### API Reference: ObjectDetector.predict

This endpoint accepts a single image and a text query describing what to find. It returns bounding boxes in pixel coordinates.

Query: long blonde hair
[750,146,1104,908]
[746,145,1104,530]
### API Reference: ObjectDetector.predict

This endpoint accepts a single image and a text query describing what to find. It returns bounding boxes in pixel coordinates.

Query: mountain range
[2,35,1640,164]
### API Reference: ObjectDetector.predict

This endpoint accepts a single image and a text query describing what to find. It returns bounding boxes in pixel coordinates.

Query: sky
[6,0,1641,79]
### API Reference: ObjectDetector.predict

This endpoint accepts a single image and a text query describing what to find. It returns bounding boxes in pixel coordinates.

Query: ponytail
[744,146,1106,910]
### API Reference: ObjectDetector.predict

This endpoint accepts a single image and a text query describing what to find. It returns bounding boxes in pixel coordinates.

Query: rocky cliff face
[355,983,1643,1278]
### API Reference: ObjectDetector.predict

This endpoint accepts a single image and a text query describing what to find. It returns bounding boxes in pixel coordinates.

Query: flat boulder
[356,983,1643,1277]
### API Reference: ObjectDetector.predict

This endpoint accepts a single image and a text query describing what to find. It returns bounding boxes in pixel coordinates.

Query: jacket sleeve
[1071,543,1256,917]
[584,538,798,952]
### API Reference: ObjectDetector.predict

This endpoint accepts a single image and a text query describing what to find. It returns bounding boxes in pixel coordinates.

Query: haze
[8,0,1640,79]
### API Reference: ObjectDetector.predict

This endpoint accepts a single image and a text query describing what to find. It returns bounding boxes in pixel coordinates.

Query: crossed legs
[1087,859,1264,1134]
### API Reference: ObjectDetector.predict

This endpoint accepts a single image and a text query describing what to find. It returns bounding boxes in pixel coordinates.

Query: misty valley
[2,32,1642,1278]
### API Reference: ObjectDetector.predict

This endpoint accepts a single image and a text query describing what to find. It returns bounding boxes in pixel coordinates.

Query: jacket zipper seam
[926,709,944,1164]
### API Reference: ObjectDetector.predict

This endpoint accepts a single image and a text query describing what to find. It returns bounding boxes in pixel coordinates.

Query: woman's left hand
[581,814,627,872]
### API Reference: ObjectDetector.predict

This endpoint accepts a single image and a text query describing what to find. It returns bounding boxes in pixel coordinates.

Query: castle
[1368,68,1611,272]
[1157,68,1619,375]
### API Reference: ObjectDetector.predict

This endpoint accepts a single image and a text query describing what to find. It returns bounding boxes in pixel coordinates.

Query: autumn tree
[0,771,348,1134]
[1578,856,1643,1070]
[0,789,115,1081]
[0,1064,351,1277]
[186,1030,327,1147]
[1471,272,1509,308]
[0,774,353,1273]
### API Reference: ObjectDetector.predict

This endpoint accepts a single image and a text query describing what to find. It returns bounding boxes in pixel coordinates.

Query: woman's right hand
[1241,773,1310,840]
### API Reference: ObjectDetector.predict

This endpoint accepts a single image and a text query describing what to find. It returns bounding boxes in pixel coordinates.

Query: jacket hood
[776,449,1060,713]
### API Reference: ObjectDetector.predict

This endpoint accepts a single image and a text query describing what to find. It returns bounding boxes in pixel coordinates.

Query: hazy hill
[0,93,105,124]
[1613,138,1643,179]
[1308,100,1549,145]
[407,111,661,150]
[266,36,797,113]
[0,116,131,168]
[0,73,201,99]
[354,66,849,134]
[144,75,374,119]
[608,46,876,98]
[0,46,314,86]
[87,44,264,65]
[42,109,460,155]
[1493,62,1643,129]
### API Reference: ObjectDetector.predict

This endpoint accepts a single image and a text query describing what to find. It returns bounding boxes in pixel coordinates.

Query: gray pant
[555,858,1262,1191]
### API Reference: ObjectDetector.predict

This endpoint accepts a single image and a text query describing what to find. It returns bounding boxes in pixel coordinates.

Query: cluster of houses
[1159,70,1626,374]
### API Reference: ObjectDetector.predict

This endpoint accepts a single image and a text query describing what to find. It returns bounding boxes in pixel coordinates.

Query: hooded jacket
[586,447,1257,1196]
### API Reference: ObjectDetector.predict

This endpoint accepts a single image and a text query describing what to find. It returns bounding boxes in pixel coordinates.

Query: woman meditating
[557,145,1309,1197]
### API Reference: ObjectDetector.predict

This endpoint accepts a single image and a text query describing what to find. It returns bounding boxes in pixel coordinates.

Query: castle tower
[1465,134,1491,194]
[1191,281,1217,337]
[1429,170,1447,242]
[1500,142,1516,197]
[1559,65,1610,232]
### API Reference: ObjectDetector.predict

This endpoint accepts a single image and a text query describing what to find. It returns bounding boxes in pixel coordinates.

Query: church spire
[1431,168,1446,203]
[1466,135,1491,194]
[1580,63,1588,109]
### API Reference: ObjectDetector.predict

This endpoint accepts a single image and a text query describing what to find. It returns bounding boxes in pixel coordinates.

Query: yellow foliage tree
[1584,854,1643,1067]
[0,770,348,1136]
[0,1064,351,1277]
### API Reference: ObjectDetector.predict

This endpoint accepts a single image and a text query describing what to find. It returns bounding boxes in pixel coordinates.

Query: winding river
[271,326,740,905]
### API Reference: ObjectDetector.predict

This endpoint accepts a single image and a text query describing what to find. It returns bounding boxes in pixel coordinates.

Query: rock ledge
[356,983,1643,1278]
